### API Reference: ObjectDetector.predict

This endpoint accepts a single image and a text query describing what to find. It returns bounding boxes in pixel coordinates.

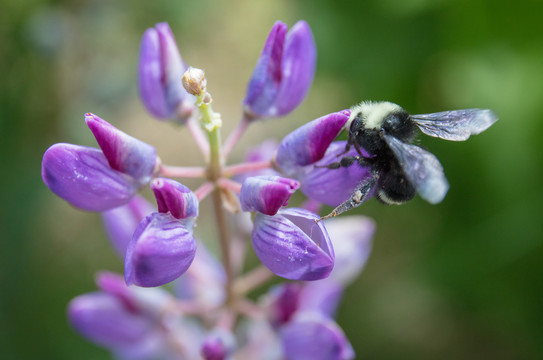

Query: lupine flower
[138,22,194,121]
[85,113,157,185]
[280,312,354,360]
[101,195,155,258]
[68,272,174,359]
[125,213,197,288]
[240,175,300,215]
[275,110,350,175]
[42,114,157,211]
[243,20,316,119]
[252,208,334,280]
[42,144,139,211]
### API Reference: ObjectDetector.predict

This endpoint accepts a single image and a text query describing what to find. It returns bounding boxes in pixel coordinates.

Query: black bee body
[319,101,497,220]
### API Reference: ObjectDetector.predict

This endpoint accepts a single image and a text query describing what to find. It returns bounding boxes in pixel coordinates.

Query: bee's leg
[317,174,377,222]
[315,156,359,170]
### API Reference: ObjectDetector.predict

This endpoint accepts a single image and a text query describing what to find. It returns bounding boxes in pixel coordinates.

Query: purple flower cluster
[42,20,377,359]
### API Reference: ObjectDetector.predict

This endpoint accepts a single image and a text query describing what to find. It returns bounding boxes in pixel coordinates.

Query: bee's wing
[411,109,497,141]
[383,134,449,204]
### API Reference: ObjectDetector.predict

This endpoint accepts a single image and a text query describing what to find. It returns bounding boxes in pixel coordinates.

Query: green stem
[196,92,234,307]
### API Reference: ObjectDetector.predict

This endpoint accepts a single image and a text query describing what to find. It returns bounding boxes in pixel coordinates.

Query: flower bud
[297,141,372,207]
[101,195,155,258]
[280,312,354,360]
[244,20,316,119]
[182,67,207,96]
[151,178,199,219]
[267,283,303,328]
[252,208,334,281]
[42,143,138,211]
[125,212,197,287]
[138,22,193,121]
[240,176,299,216]
[85,113,157,185]
[201,329,236,360]
[275,110,350,175]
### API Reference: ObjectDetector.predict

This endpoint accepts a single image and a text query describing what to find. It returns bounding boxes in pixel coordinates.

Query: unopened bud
[182,67,207,95]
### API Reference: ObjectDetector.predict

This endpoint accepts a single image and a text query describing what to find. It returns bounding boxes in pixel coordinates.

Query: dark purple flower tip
[85,113,157,185]
[240,175,300,215]
[252,208,334,281]
[68,292,154,349]
[42,143,138,211]
[101,195,155,259]
[138,22,193,121]
[244,20,316,119]
[151,178,199,219]
[323,216,375,285]
[280,312,354,360]
[297,141,373,207]
[201,329,236,360]
[125,212,196,287]
[275,110,351,175]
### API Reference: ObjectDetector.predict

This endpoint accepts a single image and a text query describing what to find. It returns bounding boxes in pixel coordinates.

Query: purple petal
[125,213,196,287]
[280,312,354,360]
[85,113,157,184]
[151,178,199,219]
[240,176,300,215]
[275,20,316,116]
[101,195,155,258]
[323,216,375,285]
[68,292,153,348]
[297,141,373,206]
[138,23,192,120]
[252,208,334,281]
[41,143,138,211]
[244,21,287,117]
[275,110,350,175]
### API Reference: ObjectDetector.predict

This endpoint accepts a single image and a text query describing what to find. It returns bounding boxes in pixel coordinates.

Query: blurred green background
[1,0,542,359]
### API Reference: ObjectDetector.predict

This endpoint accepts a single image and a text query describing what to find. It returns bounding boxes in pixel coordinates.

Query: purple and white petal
[275,111,350,175]
[125,213,196,287]
[244,21,316,119]
[42,143,138,211]
[138,23,193,121]
[252,208,334,281]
